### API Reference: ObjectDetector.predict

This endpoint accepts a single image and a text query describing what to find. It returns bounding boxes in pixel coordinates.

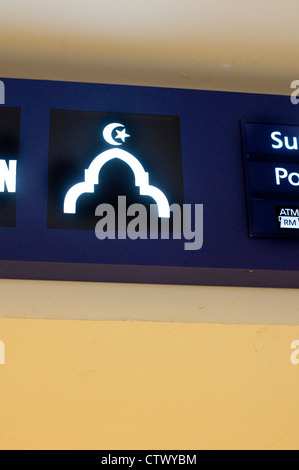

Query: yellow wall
[1,317,299,450]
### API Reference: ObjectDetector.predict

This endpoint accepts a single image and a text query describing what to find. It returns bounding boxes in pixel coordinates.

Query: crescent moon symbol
[103,123,124,146]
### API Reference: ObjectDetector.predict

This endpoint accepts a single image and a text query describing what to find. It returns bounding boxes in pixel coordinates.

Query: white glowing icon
[103,123,126,146]
[64,123,170,218]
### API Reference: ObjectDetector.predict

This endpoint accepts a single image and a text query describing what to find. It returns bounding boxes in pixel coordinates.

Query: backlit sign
[0,78,298,288]
[63,122,171,218]
[47,110,183,231]
[242,122,299,238]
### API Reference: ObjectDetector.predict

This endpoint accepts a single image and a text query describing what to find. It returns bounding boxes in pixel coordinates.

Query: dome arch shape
[63,148,170,218]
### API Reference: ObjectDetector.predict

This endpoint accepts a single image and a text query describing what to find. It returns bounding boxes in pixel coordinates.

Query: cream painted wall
[0,279,299,325]
[1,318,299,450]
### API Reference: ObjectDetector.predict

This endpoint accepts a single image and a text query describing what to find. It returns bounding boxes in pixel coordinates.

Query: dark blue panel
[0,77,298,287]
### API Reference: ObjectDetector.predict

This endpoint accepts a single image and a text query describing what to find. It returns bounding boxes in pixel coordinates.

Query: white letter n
[0,160,17,192]
[0,81,4,105]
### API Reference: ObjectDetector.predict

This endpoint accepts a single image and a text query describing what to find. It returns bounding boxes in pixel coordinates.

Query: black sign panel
[47,110,184,231]
[244,122,299,158]
[242,122,299,238]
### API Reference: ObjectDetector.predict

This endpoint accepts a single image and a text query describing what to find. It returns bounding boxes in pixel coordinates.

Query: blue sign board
[0,78,298,288]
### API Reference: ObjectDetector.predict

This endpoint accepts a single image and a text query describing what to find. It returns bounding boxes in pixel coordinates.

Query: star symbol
[115,128,130,143]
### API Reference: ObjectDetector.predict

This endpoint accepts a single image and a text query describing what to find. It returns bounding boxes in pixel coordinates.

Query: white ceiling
[0,1,297,94]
